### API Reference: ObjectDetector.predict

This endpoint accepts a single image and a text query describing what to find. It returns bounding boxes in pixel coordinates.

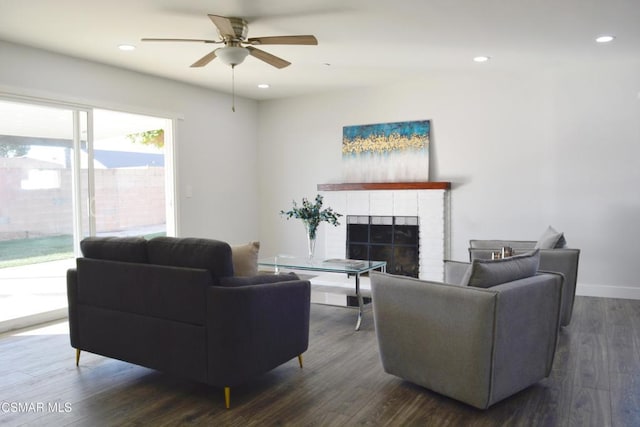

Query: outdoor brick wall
[0,167,165,240]
[93,168,165,233]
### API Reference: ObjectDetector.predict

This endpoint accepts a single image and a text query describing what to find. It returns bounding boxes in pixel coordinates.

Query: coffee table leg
[355,273,363,331]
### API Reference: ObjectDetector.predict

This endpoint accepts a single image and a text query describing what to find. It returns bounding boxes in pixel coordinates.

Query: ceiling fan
[142,14,318,69]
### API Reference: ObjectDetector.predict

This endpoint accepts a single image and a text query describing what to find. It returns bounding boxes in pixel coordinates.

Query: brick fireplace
[318,182,451,281]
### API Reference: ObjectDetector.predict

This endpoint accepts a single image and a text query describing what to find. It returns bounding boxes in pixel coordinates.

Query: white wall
[4,40,639,298]
[0,41,260,244]
[257,62,640,299]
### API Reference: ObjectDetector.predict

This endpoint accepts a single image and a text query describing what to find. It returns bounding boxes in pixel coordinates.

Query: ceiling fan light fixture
[216,46,249,66]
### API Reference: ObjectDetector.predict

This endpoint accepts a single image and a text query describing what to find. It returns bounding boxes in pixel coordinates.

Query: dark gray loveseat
[67,236,311,408]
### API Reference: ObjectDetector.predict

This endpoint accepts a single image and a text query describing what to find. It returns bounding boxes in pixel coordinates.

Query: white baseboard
[0,308,68,335]
[576,283,640,300]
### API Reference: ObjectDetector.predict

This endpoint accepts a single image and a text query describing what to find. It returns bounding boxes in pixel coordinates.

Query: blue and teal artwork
[342,120,430,182]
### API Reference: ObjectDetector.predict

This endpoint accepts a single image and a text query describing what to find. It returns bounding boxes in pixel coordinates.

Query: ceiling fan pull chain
[231,65,236,112]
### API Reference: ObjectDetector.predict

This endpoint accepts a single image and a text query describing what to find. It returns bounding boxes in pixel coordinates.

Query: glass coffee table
[258,257,387,331]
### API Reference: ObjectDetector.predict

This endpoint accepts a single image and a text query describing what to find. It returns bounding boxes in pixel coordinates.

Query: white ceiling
[1,0,639,101]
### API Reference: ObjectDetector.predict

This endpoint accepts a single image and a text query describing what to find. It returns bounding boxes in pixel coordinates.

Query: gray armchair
[468,239,580,326]
[370,269,563,409]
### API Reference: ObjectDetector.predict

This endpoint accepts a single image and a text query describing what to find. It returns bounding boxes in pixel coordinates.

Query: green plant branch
[280,194,342,239]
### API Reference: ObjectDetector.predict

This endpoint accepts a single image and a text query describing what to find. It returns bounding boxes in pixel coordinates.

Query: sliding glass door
[0,98,174,329]
[0,99,86,328]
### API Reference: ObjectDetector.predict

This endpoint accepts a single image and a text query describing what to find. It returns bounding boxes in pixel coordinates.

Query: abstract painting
[342,120,430,182]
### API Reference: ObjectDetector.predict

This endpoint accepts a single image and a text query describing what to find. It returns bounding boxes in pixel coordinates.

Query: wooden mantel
[317,182,451,191]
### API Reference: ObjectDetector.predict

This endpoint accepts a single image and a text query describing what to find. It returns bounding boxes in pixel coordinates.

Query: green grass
[0,235,74,268]
[0,231,167,269]
[0,252,74,268]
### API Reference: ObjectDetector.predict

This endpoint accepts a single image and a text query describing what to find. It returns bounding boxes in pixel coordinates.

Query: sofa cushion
[231,241,260,277]
[463,250,540,288]
[80,236,148,263]
[218,272,300,287]
[535,226,567,249]
[147,237,234,280]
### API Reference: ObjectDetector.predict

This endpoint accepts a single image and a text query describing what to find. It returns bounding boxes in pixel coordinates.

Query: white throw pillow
[231,241,260,276]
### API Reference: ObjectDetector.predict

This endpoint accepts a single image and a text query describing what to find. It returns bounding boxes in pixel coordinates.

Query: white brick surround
[320,189,450,281]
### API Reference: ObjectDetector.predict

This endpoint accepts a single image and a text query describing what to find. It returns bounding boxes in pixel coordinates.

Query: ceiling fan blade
[246,46,291,69]
[190,50,217,68]
[247,35,318,45]
[208,14,236,38]
[141,38,220,44]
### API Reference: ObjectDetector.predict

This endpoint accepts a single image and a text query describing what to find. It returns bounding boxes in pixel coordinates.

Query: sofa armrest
[488,273,563,404]
[539,249,580,325]
[67,268,79,349]
[206,279,311,387]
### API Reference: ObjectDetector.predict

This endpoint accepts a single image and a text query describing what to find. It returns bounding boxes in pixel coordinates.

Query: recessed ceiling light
[257,84,270,89]
[473,56,490,63]
[118,44,136,51]
[595,35,615,43]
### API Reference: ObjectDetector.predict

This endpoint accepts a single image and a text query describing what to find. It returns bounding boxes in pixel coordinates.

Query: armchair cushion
[231,241,260,276]
[535,225,567,249]
[463,250,540,288]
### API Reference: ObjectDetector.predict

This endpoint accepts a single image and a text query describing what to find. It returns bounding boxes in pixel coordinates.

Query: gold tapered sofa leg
[298,354,304,368]
[224,387,231,409]
[75,348,81,366]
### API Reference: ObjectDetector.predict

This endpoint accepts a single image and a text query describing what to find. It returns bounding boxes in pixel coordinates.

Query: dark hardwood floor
[1,296,640,426]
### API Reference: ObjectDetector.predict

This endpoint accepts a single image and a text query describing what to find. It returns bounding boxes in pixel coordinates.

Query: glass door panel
[92,109,172,239]
[0,99,87,327]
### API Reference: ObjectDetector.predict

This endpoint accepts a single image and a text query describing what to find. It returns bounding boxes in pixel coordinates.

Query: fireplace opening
[346,215,419,278]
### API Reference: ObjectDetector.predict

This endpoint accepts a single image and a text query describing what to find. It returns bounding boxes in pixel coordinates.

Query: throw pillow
[231,241,260,277]
[535,225,567,249]
[463,250,540,288]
